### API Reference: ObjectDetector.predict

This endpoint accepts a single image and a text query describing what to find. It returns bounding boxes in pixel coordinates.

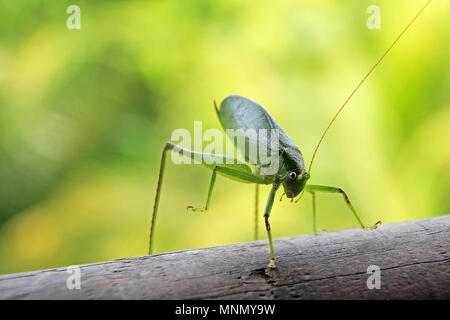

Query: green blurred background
[0,0,448,275]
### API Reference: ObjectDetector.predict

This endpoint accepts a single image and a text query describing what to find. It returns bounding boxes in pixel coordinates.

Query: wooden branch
[0,215,449,299]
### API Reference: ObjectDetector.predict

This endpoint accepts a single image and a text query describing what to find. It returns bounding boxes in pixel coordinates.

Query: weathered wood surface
[0,215,449,299]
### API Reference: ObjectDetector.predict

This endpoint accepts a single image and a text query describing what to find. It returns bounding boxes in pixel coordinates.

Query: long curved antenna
[308,0,432,174]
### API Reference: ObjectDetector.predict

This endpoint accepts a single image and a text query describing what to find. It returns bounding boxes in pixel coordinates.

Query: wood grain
[0,215,449,299]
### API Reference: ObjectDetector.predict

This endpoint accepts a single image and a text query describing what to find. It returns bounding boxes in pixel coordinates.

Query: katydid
[148,1,432,268]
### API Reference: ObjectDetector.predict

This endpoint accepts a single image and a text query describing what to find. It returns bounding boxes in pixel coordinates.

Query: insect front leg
[307,191,324,234]
[305,184,381,231]
[309,191,317,234]
[264,183,280,269]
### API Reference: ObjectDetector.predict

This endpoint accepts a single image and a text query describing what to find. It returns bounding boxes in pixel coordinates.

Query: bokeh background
[0,0,448,275]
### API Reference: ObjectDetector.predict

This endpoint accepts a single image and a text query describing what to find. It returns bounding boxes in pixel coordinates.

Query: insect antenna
[307,0,432,174]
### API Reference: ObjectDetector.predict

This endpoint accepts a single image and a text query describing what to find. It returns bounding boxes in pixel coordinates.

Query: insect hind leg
[148,142,176,254]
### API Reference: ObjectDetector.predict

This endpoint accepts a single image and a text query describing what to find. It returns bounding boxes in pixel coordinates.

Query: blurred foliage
[0,0,448,274]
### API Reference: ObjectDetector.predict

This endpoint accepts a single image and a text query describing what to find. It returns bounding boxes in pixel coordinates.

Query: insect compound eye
[289,172,297,180]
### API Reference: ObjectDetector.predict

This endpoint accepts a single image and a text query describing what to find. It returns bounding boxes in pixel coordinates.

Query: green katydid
[148,1,432,268]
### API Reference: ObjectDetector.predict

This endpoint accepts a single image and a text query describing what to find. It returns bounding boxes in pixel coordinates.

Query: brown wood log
[0,215,449,299]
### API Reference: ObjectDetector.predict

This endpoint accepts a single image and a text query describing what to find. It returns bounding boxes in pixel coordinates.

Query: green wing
[216,94,302,168]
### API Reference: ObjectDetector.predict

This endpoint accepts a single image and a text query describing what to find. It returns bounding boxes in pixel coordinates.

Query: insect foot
[363,221,382,231]
[268,259,276,269]
[314,229,327,235]
[186,206,207,213]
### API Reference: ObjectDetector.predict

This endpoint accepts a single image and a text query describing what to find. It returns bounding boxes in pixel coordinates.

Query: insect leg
[309,191,318,234]
[254,184,259,240]
[148,142,175,254]
[187,165,265,212]
[305,184,381,230]
[186,168,217,212]
[264,183,280,269]
[149,142,268,254]
[254,166,261,241]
